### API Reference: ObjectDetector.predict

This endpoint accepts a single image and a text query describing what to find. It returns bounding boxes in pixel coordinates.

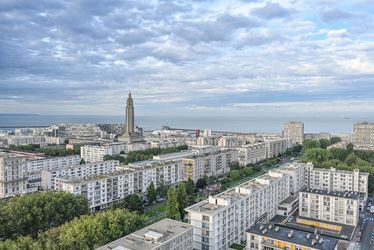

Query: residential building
[246,223,338,250]
[41,160,120,190]
[264,138,289,158]
[299,188,360,226]
[282,121,304,146]
[272,162,310,195]
[4,135,47,146]
[96,218,194,250]
[277,196,299,217]
[0,152,27,198]
[26,155,80,189]
[353,122,374,150]
[305,165,369,210]
[80,145,113,163]
[185,171,290,250]
[238,143,266,166]
[181,148,238,182]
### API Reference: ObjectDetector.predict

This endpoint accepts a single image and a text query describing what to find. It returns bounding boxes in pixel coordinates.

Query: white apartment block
[54,170,135,211]
[182,149,238,182]
[81,145,113,163]
[0,152,27,198]
[299,188,360,226]
[148,138,186,149]
[238,143,266,166]
[185,171,290,250]
[97,219,194,250]
[305,166,369,210]
[265,138,290,158]
[283,121,304,146]
[26,155,80,188]
[55,160,183,211]
[41,160,120,190]
[270,161,311,195]
[353,122,374,150]
[5,135,47,146]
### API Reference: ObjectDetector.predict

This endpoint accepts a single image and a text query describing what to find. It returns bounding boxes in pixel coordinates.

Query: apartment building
[305,165,369,210]
[246,223,338,250]
[272,162,311,195]
[41,160,120,190]
[0,152,27,198]
[181,149,238,182]
[264,138,290,159]
[299,188,360,226]
[80,145,113,163]
[353,122,374,150]
[4,135,47,146]
[26,155,80,189]
[238,143,266,166]
[185,171,290,250]
[97,219,194,250]
[54,170,135,211]
[282,121,304,146]
[55,159,183,210]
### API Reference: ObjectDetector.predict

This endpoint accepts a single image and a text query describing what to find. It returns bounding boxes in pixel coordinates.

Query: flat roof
[248,223,338,250]
[96,219,193,250]
[280,196,299,205]
[300,188,363,200]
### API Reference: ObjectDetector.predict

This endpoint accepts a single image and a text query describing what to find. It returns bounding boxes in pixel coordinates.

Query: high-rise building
[282,121,304,146]
[0,152,27,198]
[353,122,374,150]
[118,92,144,143]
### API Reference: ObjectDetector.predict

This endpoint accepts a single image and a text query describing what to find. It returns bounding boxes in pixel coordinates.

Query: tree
[156,182,169,198]
[346,143,354,153]
[302,148,331,165]
[345,152,359,166]
[0,192,89,239]
[195,178,207,189]
[177,183,188,219]
[330,137,342,145]
[229,170,241,180]
[147,182,156,204]
[79,158,86,165]
[166,188,180,220]
[303,139,320,150]
[113,194,144,213]
[319,139,331,149]
[185,178,195,195]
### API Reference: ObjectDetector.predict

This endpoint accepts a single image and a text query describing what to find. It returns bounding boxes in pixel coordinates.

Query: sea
[0,114,373,134]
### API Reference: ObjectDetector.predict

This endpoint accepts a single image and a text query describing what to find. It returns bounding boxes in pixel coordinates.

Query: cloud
[0,0,373,117]
[251,3,294,20]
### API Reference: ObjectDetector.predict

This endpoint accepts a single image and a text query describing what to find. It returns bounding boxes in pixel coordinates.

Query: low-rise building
[96,219,194,250]
[246,223,338,250]
[277,196,299,217]
[299,188,360,226]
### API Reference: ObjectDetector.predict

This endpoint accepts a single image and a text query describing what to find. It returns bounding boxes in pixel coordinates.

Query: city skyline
[0,0,373,117]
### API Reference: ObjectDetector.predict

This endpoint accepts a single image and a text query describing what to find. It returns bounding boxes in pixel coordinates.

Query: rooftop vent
[288,230,293,238]
[319,238,323,244]
[260,225,264,230]
[262,229,267,234]
[268,224,273,230]
[275,226,280,232]
[306,233,311,239]
[311,239,316,246]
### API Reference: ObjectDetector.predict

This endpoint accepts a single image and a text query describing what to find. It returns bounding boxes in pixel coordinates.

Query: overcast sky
[0,0,373,117]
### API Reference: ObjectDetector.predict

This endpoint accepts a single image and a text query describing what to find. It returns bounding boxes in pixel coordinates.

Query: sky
[0,0,374,117]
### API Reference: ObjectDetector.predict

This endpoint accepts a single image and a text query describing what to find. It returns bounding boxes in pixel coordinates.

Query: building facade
[282,121,304,146]
[0,152,27,198]
[299,188,360,226]
[353,122,374,150]
[238,143,266,166]
[80,145,113,163]
[185,171,290,250]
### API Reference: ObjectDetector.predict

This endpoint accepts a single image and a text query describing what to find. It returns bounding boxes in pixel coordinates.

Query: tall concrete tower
[125,92,134,134]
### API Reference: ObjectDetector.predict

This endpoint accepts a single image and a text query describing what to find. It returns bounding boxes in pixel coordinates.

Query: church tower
[125,92,135,134]
[118,91,144,143]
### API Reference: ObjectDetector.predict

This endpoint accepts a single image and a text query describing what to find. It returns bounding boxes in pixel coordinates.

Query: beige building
[238,142,266,166]
[299,188,360,226]
[0,152,27,198]
[96,218,194,250]
[353,122,374,150]
[282,121,304,146]
[80,145,113,163]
